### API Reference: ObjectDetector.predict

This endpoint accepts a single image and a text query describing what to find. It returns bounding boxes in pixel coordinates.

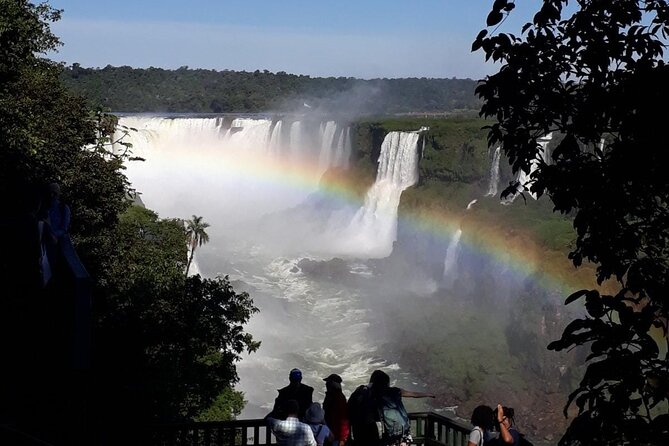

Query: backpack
[348,385,379,428]
[378,389,410,438]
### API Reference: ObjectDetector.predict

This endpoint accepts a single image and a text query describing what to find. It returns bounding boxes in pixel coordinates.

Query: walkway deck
[150,412,471,446]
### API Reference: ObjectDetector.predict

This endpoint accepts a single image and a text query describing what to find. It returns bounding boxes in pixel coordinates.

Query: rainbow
[182,149,601,296]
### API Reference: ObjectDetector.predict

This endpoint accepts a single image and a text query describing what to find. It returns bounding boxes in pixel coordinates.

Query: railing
[149,412,471,446]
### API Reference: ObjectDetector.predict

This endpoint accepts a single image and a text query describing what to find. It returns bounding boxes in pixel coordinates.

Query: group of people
[468,404,524,446]
[265,368,435,446]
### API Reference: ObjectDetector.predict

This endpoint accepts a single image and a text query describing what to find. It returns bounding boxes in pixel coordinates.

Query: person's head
[471,405,494,431]
[305,402,325,425]
[48,182,61,198]
[323,373,342,392]
[369,370,390,390]
[284,399,300,418]
[289,368,302,385]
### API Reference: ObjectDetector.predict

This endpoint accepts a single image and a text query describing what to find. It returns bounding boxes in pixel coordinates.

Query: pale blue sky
[47,0,543,79]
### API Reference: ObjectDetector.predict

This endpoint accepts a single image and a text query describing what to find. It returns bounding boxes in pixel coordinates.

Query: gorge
[117,114,595,443]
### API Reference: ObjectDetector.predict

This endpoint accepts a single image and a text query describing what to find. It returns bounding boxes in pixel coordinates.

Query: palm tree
[185,215,210,276]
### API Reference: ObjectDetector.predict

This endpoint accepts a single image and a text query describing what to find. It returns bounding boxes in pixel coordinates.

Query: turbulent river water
[117,115,440,418]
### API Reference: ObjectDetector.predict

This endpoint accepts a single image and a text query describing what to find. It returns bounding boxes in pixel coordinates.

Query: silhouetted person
[271,368,314,420]
[349,370,434,446]
[304,402,334,446]
[46,182,70,240]
[267,399,317,446]
[322,373,349,446]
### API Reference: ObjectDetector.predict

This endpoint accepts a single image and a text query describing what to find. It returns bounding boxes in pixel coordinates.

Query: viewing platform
[149,412,471,446]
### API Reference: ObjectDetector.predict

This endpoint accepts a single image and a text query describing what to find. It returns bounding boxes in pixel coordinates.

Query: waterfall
[115,115,386,420]
[289,121,303,161]
[340,131,420,258]
[485,146,502,197]
[268,121,283,155]
[318,121,338,172]
[331,127,352,168]
[115,116,357,230]
[442,229,462,287]
[343,127,352,169]
[502,133,553,204]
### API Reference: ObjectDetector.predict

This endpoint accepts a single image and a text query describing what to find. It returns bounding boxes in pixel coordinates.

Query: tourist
[322,374,349,446]
[467,405,494,446]
[348,370,435,446]
[270,368,314,420]
[267,399,317,446]
[495,404,519,446]
[46,182,71,240]
[304,402,334,446]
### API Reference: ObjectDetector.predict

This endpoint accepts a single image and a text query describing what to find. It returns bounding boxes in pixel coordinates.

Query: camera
[493,406,514,427]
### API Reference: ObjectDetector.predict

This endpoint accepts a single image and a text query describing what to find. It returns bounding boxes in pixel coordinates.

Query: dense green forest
[61,64,480,114]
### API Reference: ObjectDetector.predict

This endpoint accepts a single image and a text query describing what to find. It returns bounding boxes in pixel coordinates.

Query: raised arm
[496,404,514,444]
[400,389,436,398]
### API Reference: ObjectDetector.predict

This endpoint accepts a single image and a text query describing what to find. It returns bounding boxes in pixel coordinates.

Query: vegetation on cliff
[349,116,597,442]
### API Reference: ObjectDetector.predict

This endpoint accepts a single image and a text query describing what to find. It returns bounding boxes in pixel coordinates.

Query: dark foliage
[475,1,669,444]
[1,2,259,443]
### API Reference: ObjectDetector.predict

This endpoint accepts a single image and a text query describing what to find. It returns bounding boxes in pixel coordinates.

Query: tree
[96,206,259,435]
[185,214,210,276]
[475,1,669,444]
[0,0,129,283]
[0,3,259,443]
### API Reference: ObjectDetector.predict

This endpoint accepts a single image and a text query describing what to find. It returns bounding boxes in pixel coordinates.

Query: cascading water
[502,133,553,204]
[318,121,339,173]
[441,229,462,288]
[115,115,418,418]
[337,131,420,258]
[485,146,502,197]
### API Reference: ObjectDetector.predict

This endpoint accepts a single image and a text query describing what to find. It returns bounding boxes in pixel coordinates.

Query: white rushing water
[485,146,502,197]
[115,116,420,417]
[502,133,553,204]
[442,229,463,288]
[337,131,421,258]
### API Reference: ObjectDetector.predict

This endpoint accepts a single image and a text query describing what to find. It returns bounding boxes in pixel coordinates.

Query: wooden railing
[149,412,471,446]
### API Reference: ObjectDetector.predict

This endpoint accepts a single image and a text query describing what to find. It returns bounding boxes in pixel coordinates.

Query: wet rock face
[297,257,349,280]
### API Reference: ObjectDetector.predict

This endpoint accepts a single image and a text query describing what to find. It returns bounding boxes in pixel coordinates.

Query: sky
[47,0,544,80]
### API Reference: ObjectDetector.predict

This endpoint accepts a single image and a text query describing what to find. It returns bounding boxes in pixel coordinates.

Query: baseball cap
[322,373,342,383]
[289,368,302,380]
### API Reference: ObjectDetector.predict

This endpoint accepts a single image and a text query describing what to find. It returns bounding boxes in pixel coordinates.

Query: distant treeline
[60,64,481,114]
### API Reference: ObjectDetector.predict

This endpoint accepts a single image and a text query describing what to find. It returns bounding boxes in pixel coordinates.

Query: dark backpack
[378,389,410,438]
[347,385,379,428]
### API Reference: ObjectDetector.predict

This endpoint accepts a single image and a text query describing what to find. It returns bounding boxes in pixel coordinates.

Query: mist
[117,102,579,435]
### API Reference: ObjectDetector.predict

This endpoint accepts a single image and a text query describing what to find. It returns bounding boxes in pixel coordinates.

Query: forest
[61,64,480,114]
